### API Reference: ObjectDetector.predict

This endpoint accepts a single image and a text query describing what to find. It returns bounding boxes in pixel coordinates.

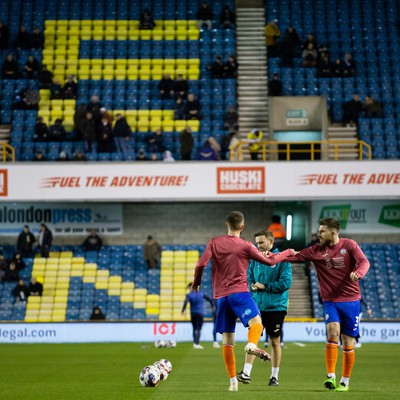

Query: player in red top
[193,211,296,391]
[286,218,370,392]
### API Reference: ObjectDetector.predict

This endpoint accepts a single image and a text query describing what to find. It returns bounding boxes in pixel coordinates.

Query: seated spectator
[0,253,8,282]
[4,262,19,282]
[173,74,189,99]
[2,53,18,79]
[80,112,97,152]
[197,1,213,30]
[38,64,54,89]
[224,55,238,78]
[97,116,114,153]
[113,113,132,159]
[363,95,383,118]
[139,8,156,29]
[15,25,30,49]
[150,152,159,161]
[49,118,66,141]
[63,74,78,99]
[28,276,43,296]
[280,26,301,67]
[86,95,103,123]
[82,230,103,251]
[90,306,105,320]
[264,20,280,57]
[221,128,238,160]
[99,107,112,124]
[317,53,333,77]
[223,105,239,131]
[342,53,356,77]
[12,252,26,271]
[332,59,343,77]
[24,55,40,79]
[22,88,40,110]
[33,117,49,142]
[30,27,44,49]
[343,94,363,127]
[16,226,35,258]
[220,5,236,29]
[302,33,318,51]
[136,150,149,161]
[185,94,201,120]
[32,150,47,161]
[147,128,165,153]
[208,136,221,159]
[57,151,70,161]
[198,139,218,161]
[50,78,63,99]
[0,21,9,49]
[208,56,225,79]
[302,43,318,67]
[72,150,87,161]
[174,97,186,120]
[12,279,30,302]
[158,73,175,100]
[179,127,194,160]
[268,73,283,96]
[163,150,175,162]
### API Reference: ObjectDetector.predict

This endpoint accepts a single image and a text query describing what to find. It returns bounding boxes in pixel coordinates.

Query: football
[155,340,167,348]
[153,360,169,381]
[167,340,177,348]
[139,365,161,387]
[159,359,172,375]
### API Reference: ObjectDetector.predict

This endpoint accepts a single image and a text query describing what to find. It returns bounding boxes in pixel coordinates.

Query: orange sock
[248,322,263,346]
[325,338,339,375]
[222,344,236,378]
[342,346,355,378]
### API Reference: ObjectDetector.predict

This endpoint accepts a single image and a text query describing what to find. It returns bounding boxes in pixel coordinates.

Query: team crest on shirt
[340,249,347,255]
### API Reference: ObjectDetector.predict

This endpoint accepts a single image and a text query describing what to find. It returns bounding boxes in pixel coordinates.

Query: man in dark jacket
[185,94,201,120]
[173,74,189,100]
[113,113,131,159]
[80,112,97,152]
[38,65,54,89]
[37,223,53,258]
[82,230,103,252]
[49,119,66,141]
[0,21,9,49]
[30,27,44,49]
[13,279,30,302]
[17,225,36,258]
[143,235,162,269]
[179,127,195,160]
[343,94,363,127]
[268,73,283,96]
[158,73,175,100]
[29,276,43,296]
[2,53,18,79]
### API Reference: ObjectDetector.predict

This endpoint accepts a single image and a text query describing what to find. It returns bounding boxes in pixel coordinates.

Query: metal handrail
[0,143,15,162]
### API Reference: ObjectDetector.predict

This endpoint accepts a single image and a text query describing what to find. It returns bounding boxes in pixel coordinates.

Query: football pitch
[1,342,399,400]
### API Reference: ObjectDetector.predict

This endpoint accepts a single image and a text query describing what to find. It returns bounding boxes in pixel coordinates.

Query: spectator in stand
[74,103,87,140]
[23,56,40,79]
[72,150,87,161]
[22,88,40,110]
[179,126,194,160]
[264,20,280,58]
[30,27,44,49]
[342,53,356,77]
[63,74,78,99]
[48,119,66,141]
[80,112,97,152]
[332,59,343,77]
[185,93,201,120]
[143,235,162,269]
[0,21,9,49]
[32,150,47,161]
[363,95,383,118]
[208,56,225,79]
[197,1,213,30]
[38,64,53,89]
[15,25,30,49]
[158,73,175,100]
[150,153,159,161]
[208,136,221,159]
[221,128,238,160]
[173,74,189,100]
[17,225,35,258]
[139,8,156,30]
[247,129,263,160]
[113,113,131,159]
[302,33,318,51]
[224,55,238,78]
[135,150,149,161]
[268,73,283,96]
[28,276,43,296]
[163,150,175,162]
[267,215,286,250]
[82,230,103,252]
[317,53,333,77]
[343,94,363,127]
[50,78,63,99]
[56,151,70,161]
[0,253,8,282]
[302,43,318,67]
[2,53,18,79]
[174,97,186,120]
[97,116,114,153]
[86,95,103,124]
[147,128,164,153]
[99,107,112,124]
[220,4,236,29]
[33,117,49,142]
[223,105,239,131]
[37,223,53,258]
[90,306,105,320]
[4,262,19,282]
[12,252,26,271]
[198,139,218,161]
[12,279,30,302]
[280,26,301,67]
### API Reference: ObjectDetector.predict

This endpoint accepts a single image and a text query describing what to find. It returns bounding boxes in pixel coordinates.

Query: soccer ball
[167,340,177,348]
[155,340,167,348]
[153,360,169,381]
[139,365,161,387]
[159,359,172,375]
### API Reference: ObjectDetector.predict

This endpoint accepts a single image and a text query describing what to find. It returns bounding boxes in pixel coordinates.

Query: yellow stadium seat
[115,70,127,80]
[63,99,76,109]
[188,28,200,40]
[139,30,152,40]
[128,29,139,40]
[164,28,175,40]
[188,67,200,80]
[108,288,121,296]
[176,27,187,40]
[152,28,164,41]
[97,270,110,277]
[116,29,128,40]
[187,120,200,131]
[95,281,108,290]
[174,120,187,131]
[120,295,134,302]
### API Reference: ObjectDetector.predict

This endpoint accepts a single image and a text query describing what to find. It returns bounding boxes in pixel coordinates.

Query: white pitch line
[293,342,306,347]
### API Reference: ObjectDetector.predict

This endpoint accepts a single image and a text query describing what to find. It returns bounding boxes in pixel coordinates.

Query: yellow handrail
[0,143,15,162]
[230,140,372,161]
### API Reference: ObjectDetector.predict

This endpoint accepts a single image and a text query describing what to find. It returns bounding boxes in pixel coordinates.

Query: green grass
[0,342,399,399]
